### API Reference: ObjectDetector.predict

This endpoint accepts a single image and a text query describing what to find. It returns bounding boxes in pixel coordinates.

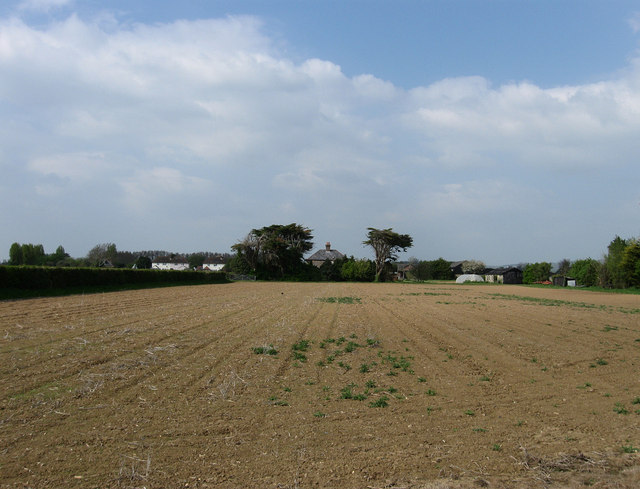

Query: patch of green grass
[344,341,360,353]
[426,389,437,396]
[292,351,307,362]
[602,325,619,332]
[340,385,355,400]
[480,375,491,382]
[283,386,292,392]
[313,411,326,418]
[337,361,351,371]
[365,380,376,389]
[614,403,629,414]
[492,443,502,452]
[369,396,389,408]
[292,339,310,352]
[464,409,475,416]
[359,363,370,373]
[622,445,639,453]
[366,338,381,347]
[473,427,488,432]
[418,377,427,383]
[596,358,609,366]
[317,296,361,304]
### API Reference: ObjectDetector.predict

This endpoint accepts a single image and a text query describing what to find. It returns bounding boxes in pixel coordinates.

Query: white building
[152,256,190,271]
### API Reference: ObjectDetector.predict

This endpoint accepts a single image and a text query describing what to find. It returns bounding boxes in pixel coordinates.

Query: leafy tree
[9,242,23,265]
[605,236,629,288]
[188,253,205,270]
[522,262,552,284]
[231,223,314,279]
[87,243,117,267]
[621,240,640,288]
[340,257,376,282]
[363,228,413,282]
[569,258,601,287]
[461,260,486,274]
[556,259,571,276]
[135,256,152,269]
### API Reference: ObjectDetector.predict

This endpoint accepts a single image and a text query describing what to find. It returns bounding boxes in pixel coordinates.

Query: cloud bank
[1,13,639,263]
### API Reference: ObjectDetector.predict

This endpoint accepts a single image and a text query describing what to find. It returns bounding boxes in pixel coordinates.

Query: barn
[484,267,523,284]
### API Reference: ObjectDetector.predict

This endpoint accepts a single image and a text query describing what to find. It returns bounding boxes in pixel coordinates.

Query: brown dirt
[1,282,639,488]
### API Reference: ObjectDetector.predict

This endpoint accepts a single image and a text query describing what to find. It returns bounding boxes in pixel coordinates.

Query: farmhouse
[306,242,345,267]
[152,256,190,271]
[484,267,523,284]
[203,257,225,272]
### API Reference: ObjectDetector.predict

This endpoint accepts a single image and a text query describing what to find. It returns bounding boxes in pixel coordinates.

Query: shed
[485,267,523,284]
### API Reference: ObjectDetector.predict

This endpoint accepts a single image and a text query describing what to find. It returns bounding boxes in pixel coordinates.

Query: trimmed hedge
[0,266,228,291]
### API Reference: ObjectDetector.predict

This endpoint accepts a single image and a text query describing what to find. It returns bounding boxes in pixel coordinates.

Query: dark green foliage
[621,241,640,288]
[605,236,629,288]
[340,257,375,282]
[569,258,601,287]
[230,223,314,280]
[188,253,205,270]
[135,256,152,269]
[9,242,23,265]
[319,258,345,281]
[0,266,228,298]
[413,258,454,280]
[8,243,71,267]
[522,262,552,284]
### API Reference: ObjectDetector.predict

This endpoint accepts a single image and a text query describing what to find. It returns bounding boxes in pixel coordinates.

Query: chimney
[325,242,331,251]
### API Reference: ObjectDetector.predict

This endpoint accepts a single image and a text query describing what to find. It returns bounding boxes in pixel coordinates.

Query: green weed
[253,345,278,355]
[369,396,389,408]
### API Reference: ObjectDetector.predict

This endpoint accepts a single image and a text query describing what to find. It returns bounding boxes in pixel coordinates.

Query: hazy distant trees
[461,260,486,274]
[86,243,117,267]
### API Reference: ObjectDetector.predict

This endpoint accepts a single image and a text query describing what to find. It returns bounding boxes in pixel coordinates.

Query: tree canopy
[363,228,413,282]
[231,223,314,279]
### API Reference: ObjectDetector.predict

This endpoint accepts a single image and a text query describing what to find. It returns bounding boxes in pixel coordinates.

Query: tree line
[6,242,231,270]
[5,229,640,288]
[518,236,639,287]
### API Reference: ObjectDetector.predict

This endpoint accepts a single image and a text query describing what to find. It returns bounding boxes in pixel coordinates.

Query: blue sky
[1,0,639,264]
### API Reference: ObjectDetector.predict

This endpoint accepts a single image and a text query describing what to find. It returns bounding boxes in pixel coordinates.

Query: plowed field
[1,282,639,488]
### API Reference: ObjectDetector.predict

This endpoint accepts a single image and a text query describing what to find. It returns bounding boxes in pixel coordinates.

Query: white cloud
[1,13,639,261]
[28,152,109,181]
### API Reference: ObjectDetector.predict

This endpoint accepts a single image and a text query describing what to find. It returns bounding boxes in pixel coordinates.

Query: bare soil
[1,282,639,488]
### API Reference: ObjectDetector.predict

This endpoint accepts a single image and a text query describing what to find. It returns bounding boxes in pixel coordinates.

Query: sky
[1,0,640,265]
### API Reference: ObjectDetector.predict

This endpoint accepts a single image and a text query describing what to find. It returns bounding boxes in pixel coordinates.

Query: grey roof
[306,249,345,262]
[486,267,521,274]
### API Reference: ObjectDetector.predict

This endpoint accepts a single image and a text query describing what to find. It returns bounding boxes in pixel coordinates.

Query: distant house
[484,267,523,284]
[152,256,190,271]
[203,256,225,272]
[306,242,345,267]
[395,263,414,281]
